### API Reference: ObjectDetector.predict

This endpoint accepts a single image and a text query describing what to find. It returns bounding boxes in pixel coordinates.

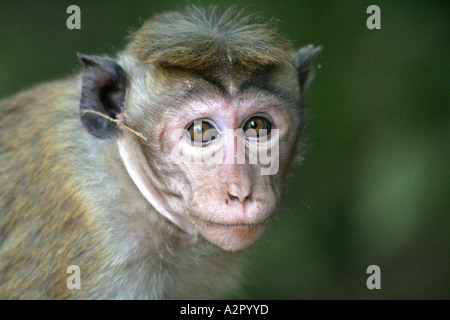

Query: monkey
[0,6,321,299]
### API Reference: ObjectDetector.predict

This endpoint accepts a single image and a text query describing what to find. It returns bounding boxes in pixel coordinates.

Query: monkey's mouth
[188,213,268,229]
[188,213,269,251]
[202,220,267,229]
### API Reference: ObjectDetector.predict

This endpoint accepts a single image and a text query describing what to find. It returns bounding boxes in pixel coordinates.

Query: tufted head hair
[126,6,294,74]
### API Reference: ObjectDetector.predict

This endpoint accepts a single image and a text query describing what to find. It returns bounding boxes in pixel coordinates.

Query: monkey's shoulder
[0,76,81,121]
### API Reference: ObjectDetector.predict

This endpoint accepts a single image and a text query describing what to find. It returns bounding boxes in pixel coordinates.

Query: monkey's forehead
[126,6,294,72]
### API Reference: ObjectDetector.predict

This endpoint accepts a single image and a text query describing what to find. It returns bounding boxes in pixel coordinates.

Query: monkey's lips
[190,215,268,252]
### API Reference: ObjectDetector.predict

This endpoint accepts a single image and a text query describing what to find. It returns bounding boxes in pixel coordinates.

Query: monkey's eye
[243,117,272,138]
[186,121,218,145]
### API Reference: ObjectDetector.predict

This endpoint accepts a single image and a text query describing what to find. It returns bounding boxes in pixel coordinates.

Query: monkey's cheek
[195,222,266,252]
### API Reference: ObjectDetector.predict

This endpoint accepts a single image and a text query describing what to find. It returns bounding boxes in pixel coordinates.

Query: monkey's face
[156,92,298,251]
[79,45,318,252]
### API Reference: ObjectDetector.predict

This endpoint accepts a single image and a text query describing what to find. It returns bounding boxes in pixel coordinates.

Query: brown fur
[0,79,110,298]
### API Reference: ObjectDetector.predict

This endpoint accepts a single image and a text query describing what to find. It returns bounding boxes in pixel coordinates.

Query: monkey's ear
[293,45,322,92]
[79,54,127,139]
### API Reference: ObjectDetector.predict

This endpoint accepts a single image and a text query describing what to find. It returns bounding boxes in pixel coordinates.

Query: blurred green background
[0,0,448,299]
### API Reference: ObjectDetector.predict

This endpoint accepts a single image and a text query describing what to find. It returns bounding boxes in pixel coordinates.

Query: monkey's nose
[228,190,252,204]
[227,189,254,221]
[227,174,253,206]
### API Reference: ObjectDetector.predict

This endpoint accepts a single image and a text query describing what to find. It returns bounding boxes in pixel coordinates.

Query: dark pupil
[193,125,203,134]
[248,118,266,131]
[249,121,258,129]
[189,122,216,142]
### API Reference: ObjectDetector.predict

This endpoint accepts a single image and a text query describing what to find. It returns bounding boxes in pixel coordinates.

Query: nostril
[228,192,251,203]
[228,182,252,204]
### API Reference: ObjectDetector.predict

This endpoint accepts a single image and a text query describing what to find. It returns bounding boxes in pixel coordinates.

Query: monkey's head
[79,7,321,252]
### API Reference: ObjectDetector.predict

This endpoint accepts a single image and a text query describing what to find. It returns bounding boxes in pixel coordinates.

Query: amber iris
[243,117,272,138]
[187,121,217,144]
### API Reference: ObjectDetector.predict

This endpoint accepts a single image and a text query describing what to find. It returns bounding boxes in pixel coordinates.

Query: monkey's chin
[193,219,266,252]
